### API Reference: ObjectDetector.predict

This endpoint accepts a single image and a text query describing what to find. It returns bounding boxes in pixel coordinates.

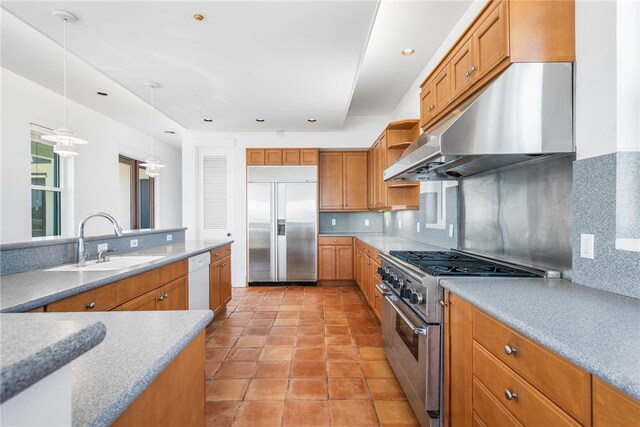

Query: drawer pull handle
[505,389,518,401]
[158,293,169,301]
[504,345,517,356]
[86,302,96,310]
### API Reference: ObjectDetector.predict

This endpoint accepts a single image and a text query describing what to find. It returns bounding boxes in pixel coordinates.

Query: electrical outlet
[449,224,454,237]
[97,243,108,252]
[386,219,389,227]
[415,222,420,232]
[130,239,139,248]
[331,218,336,226]
[398,220,402,229]
[166,234,173,241]
[364,219,370,227]
[580,234,594,259]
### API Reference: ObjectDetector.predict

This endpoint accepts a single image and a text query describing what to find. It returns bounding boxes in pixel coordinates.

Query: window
[31,126,61,238]
[118,155,154,230]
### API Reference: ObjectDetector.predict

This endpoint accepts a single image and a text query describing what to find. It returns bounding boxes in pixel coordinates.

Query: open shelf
[387,141,413,150]
[388,182,419,188]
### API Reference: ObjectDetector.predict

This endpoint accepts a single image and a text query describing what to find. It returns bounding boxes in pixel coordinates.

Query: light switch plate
[130,239,139,248]
[580,234,594,259]
[364,219,369,227]
[416,222,420,232]
[97,243,108,252]
[331,219,336,226]
[386,219,389,227]
[166,234,173,241]
[449,224,454,237]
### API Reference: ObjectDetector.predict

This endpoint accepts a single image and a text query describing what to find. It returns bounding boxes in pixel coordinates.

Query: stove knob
[409,292,424,304]
[377,266,384,277]
[401,288,412,299]
[393,279,403,289]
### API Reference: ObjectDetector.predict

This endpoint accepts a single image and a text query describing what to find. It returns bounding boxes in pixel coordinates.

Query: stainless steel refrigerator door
[276,182,317,281]
[248,182,276,282]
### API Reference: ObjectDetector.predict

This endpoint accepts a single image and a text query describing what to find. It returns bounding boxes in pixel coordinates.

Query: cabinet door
[368,259,380,306]
[300,149,319,165]
[593,377,640,427]
[355,250,362,289]
[367,147,375,209]
[209,261,222,313]
[335,245,353,280]
[113,289,158,311]
[343,152,368,210]
[319,152,344,210]
[420,83,436,128]
[318,245,336,280]
[376,138,387,208]
[450,38,475,98]
[282,149,300,165]
[265,149,283,165]
[473,0,509,81]
[157,277,188,310]
[434,65,452,114]
[444,291,473,427]
[220,257,232,306]
[372,282,382,320]
[246,149,265,165]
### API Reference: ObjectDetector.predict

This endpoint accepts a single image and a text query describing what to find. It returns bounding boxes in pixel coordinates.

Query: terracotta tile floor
[204,284,420,427]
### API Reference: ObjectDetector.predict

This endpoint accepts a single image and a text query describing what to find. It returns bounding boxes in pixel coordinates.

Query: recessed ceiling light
[256,118,265,122]
[307,118,317,123]
[401,48,415,56]
[164,130,176,134]
[203,118,213,122]
[97,91,108,96]
[194,14,204,21]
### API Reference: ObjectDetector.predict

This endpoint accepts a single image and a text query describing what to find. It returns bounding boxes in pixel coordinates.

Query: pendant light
[140,82,165,177]
[42,10,88,158]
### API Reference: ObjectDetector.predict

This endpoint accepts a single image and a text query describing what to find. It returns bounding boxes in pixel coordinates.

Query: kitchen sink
[46,256,166,272]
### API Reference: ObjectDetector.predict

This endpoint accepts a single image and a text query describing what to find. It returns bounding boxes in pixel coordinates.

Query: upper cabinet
[246,148,318,166]
[319,151,368,211]
[420,0,575,131]
[368,120,420,211]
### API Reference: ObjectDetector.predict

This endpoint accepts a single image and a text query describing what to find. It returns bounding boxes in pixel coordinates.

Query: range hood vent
[384,63,574,182]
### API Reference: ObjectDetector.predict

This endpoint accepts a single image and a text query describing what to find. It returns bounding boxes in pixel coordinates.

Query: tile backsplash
[319,212,383,233]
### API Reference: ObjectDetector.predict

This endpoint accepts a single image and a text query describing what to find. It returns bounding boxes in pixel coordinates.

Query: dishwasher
[188,252,210,310]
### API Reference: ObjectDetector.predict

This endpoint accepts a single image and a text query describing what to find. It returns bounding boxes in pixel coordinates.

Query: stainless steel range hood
[384,63,574,181]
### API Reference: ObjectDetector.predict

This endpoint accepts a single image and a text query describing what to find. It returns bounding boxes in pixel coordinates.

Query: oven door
[380,289,441,425]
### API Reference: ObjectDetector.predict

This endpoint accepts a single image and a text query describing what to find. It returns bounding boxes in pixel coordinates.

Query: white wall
[0,68,182,243]
[182,115,389,286]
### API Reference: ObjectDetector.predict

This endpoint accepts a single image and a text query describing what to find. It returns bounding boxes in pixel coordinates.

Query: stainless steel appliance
[376,250,543,427]
[247,166,317,284]
[384,62,574,182]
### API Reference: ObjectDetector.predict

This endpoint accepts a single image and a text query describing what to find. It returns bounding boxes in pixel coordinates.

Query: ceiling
[2,1,472,133]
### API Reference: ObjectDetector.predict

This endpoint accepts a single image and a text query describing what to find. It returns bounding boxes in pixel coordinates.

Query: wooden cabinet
[46,283,117,312]
[318,237,354,281]
[353,238,383,319]
[246,149,265,165]
[114,331,205,426]
[368,258,381,319]
[209,244,232,315]
[246,148,319,166]
[113,289,158,312]
[156,277,188,311]
[593,377,640,427]
[319,151,368,211]
[419,0,574,131]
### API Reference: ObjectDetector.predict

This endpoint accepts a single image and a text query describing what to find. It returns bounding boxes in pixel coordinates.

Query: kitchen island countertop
[0,239,233,313]
[440,277,640,400]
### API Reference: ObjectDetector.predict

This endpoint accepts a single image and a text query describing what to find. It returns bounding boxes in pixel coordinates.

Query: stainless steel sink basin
[46,256,166,272]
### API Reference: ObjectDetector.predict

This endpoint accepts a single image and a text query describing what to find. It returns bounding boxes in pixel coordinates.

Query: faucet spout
[76,212,125,266]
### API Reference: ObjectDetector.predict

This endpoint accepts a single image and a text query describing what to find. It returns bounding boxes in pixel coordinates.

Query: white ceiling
[2,1,472,133]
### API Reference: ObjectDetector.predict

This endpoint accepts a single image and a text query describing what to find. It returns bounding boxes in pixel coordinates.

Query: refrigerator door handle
[270,183,278,281]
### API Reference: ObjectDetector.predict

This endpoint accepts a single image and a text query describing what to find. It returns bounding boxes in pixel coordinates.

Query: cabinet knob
[86,302,96,310]
[470,65,478,73]
[504,345,517,356]
[504,389,518,401]
[439,299,447,307]
[223,263,227,267]
[465,71,471,78]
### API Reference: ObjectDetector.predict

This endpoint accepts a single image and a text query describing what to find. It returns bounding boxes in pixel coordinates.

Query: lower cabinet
[354,238,382,320]
[318,237,354,281]
[209,244,232,316]
[113,331,205,426]
[443,290,640,427]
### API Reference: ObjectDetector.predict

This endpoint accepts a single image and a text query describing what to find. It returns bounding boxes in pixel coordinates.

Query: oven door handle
[384,295,428,336]
[375,283,392,296]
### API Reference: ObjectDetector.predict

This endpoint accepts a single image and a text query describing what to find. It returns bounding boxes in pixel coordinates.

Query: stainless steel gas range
[376,250,543,427]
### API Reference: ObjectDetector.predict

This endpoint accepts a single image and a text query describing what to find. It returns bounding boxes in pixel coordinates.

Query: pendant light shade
[44,10,88,158]
[140,82,165,177]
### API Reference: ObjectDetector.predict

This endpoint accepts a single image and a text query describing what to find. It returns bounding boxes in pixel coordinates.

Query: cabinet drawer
[211,245,232,262]
[115,269,161,305]
[593,377,640,427]
[318,236,353,246]
[160,259,188,284]
[473,308,591,424]
[473,377,523,427]
[473,342,580,427]
[47,283,117,312]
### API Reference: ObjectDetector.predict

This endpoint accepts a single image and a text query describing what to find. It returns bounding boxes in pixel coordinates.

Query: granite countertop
[319,232,447,253]
[1,310,213,426]
[0,239,233,313]
[0,317,107,403]
[440,277,640,400]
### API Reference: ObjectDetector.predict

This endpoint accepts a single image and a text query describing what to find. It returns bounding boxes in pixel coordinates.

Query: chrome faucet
[76,213,124,267]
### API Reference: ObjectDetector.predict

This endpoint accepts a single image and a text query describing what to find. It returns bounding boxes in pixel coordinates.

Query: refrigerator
[247,166,317,284]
